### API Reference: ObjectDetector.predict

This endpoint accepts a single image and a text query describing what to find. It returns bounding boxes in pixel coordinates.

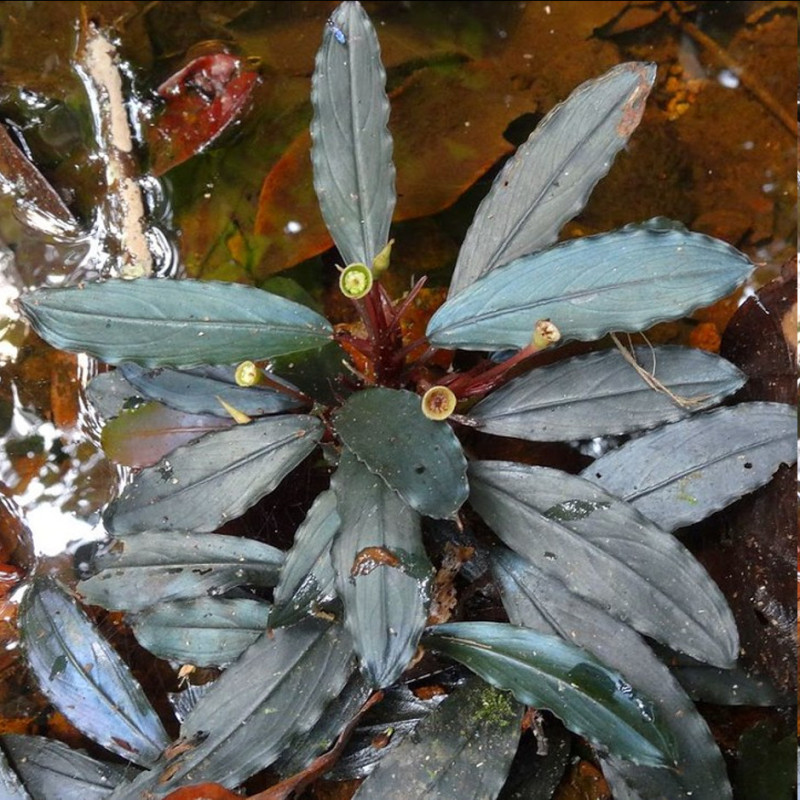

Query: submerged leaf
[310,0,395,266]
[428,224,753,352]
[332,452,431,687]
[493,548,731,800]
[270,489,339,628]
[1,735,132,800]
[468,346,745,441]
[101,402,232,468]
[78,532,283,614]
[104,414,322,534]
[118,363,304,418]
[333,387,468,518]
[424,622,676,768]
[85,370,139,420]
[449,62,655,296]
[0,121,78,236]
[468,461,738,667]
[581,402,796,531]
[19,279,333,367]
[132,598,271,667]
[20,579,169,767]
[354,676,523,799]
[148,54,259,176]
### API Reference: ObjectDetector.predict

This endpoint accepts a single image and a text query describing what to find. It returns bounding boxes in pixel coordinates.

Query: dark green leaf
[1,735,133,800]
[0,744,31,800]
[671,663,785,706]
[427,225,753,352]
[733,721,796,800]
[333,388,468,518]
[18,279,333,367]
[271,342,348,406]
[468,461,738,666]
[78,532,283,614]
[493,548,730,800]
[497,723,572,800]
[104,414,323,534]
[354,676,523,799]
[119,363,304,417]
[424,622,676,768]
[332,452,432,687]
[160,619,354,792]
[449,62,655,296]
[132,598,272,667]
[310,0,395,266]
[101,402,232,468]
[327,684,446,780]
[270,489,339,628]
[468,346,745,441]
[581,402,796,531]
[20,579,169,767]
[275,671,372,777]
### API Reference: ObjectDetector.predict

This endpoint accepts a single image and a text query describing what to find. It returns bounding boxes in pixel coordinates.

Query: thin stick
[610,332,710,408]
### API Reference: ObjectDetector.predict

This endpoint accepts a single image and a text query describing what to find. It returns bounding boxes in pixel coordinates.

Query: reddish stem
[447,343,542,399]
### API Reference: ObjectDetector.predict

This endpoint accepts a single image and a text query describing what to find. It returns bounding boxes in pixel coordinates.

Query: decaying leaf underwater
[7,2,795,799]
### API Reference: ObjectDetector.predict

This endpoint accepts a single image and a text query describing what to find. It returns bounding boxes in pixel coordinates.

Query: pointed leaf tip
[424,621,677,768]
[429,225,753,352]
[311,0,395,266]
[20,579,169,767]
[449,61,657,296]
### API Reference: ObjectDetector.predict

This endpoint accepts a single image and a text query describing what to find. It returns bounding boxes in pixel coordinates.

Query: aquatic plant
[8,3,794,799]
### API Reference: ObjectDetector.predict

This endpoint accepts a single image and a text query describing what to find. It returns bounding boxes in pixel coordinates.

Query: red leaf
[101,402,232,467]
[148,54,260,176]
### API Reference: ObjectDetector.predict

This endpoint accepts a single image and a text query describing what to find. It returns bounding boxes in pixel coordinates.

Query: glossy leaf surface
[270,489,339,628]
[425,622,676,768]
[101,402,232,468]
[468,461,738,666]
[20,580,169,767]
[468,346,745,441]
[0,121,78,235]
[332,452,431,687]
[132,598,271,667]
[310,0,394,267]
[428,225,753,351]
[449,62,655,296]
[493,548,730,799]
[19,279,333,367]
[333,387,468,518]
[163,619,353,791]
[118,363,304,417]
[104,414,322,534]
[354,676,523,799]
[1,735,132,800]
[581,402,796,531]
[78,532,283,614]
